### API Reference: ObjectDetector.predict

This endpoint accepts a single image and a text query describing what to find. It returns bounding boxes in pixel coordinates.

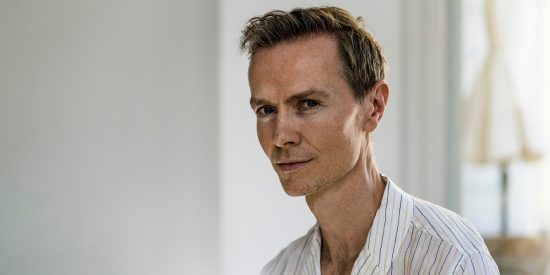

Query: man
[240,7,499,275]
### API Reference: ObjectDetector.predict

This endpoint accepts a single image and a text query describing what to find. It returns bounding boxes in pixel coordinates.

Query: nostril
[273,132,299,148]
[272,117,300,147]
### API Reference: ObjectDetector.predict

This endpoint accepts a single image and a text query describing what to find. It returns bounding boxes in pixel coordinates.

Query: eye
[305,100,319,107]
[299,99,320,110]
[256,106,277,117]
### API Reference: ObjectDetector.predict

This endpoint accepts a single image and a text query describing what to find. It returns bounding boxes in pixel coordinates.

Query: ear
[364,80,390,132]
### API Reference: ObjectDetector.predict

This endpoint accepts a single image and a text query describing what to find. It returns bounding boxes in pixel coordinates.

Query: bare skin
[249,35,389,274]
[309,148,385,274]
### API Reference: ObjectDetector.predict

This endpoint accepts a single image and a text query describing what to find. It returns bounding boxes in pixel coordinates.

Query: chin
[280,177,322,197]
[280,181,304,197]
[277,176,303,196]
[283,188,306,197]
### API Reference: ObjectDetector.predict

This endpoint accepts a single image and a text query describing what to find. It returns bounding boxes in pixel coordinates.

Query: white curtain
[537,0,550,233]
[464,0,544,164]
[462,0,548,235]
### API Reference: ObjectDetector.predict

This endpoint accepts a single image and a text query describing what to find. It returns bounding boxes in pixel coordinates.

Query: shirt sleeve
[454,252,500,275]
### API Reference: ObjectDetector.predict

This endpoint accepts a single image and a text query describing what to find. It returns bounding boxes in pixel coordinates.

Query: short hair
[240,6,387,102]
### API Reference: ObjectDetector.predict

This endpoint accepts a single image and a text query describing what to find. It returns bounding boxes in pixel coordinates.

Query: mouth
[275,159,312,173]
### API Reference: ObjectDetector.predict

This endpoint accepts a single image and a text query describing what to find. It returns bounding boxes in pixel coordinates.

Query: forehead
[248,35,346,98]
[250,34,340,66]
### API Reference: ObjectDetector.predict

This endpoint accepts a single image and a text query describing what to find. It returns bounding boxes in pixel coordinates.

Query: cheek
[314,112,356,141]
[306,124,350,158]
[310,112,362,160]
[256,121,273,154]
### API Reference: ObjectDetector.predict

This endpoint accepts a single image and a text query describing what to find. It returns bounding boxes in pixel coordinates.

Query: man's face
[248,35,371,197]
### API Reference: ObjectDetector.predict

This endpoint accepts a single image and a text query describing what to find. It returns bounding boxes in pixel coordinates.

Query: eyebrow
[250,89,330,108]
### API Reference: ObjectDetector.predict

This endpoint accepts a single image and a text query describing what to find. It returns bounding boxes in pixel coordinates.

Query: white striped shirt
[261,176,499,274]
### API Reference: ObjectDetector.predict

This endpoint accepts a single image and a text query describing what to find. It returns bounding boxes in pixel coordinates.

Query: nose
[272,114,300,148]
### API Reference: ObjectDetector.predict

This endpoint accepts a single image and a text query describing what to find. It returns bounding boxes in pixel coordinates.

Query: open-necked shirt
[261,176,499,275]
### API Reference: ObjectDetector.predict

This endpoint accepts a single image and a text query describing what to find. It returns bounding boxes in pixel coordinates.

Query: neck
[305,149,386,266]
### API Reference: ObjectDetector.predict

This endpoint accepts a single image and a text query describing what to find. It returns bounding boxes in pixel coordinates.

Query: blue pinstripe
[261,176,499,275]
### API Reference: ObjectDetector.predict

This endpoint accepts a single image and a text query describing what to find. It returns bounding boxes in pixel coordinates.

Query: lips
[275,159,312,172]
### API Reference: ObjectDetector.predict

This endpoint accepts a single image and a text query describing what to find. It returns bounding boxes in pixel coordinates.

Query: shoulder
[452,252,500,274]
[407,198,500,274]
[260,227,315,275]
[410,197,489,255]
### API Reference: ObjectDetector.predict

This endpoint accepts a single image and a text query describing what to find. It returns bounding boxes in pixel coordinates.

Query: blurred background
[0,0,548,274]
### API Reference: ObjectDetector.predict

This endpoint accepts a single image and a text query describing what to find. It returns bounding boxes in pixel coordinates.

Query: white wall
[0,1,456,274]
[219,2,404,275]
[0,1,219,274]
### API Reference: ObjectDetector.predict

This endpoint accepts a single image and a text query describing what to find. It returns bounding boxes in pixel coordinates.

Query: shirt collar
[360,175,414,273]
